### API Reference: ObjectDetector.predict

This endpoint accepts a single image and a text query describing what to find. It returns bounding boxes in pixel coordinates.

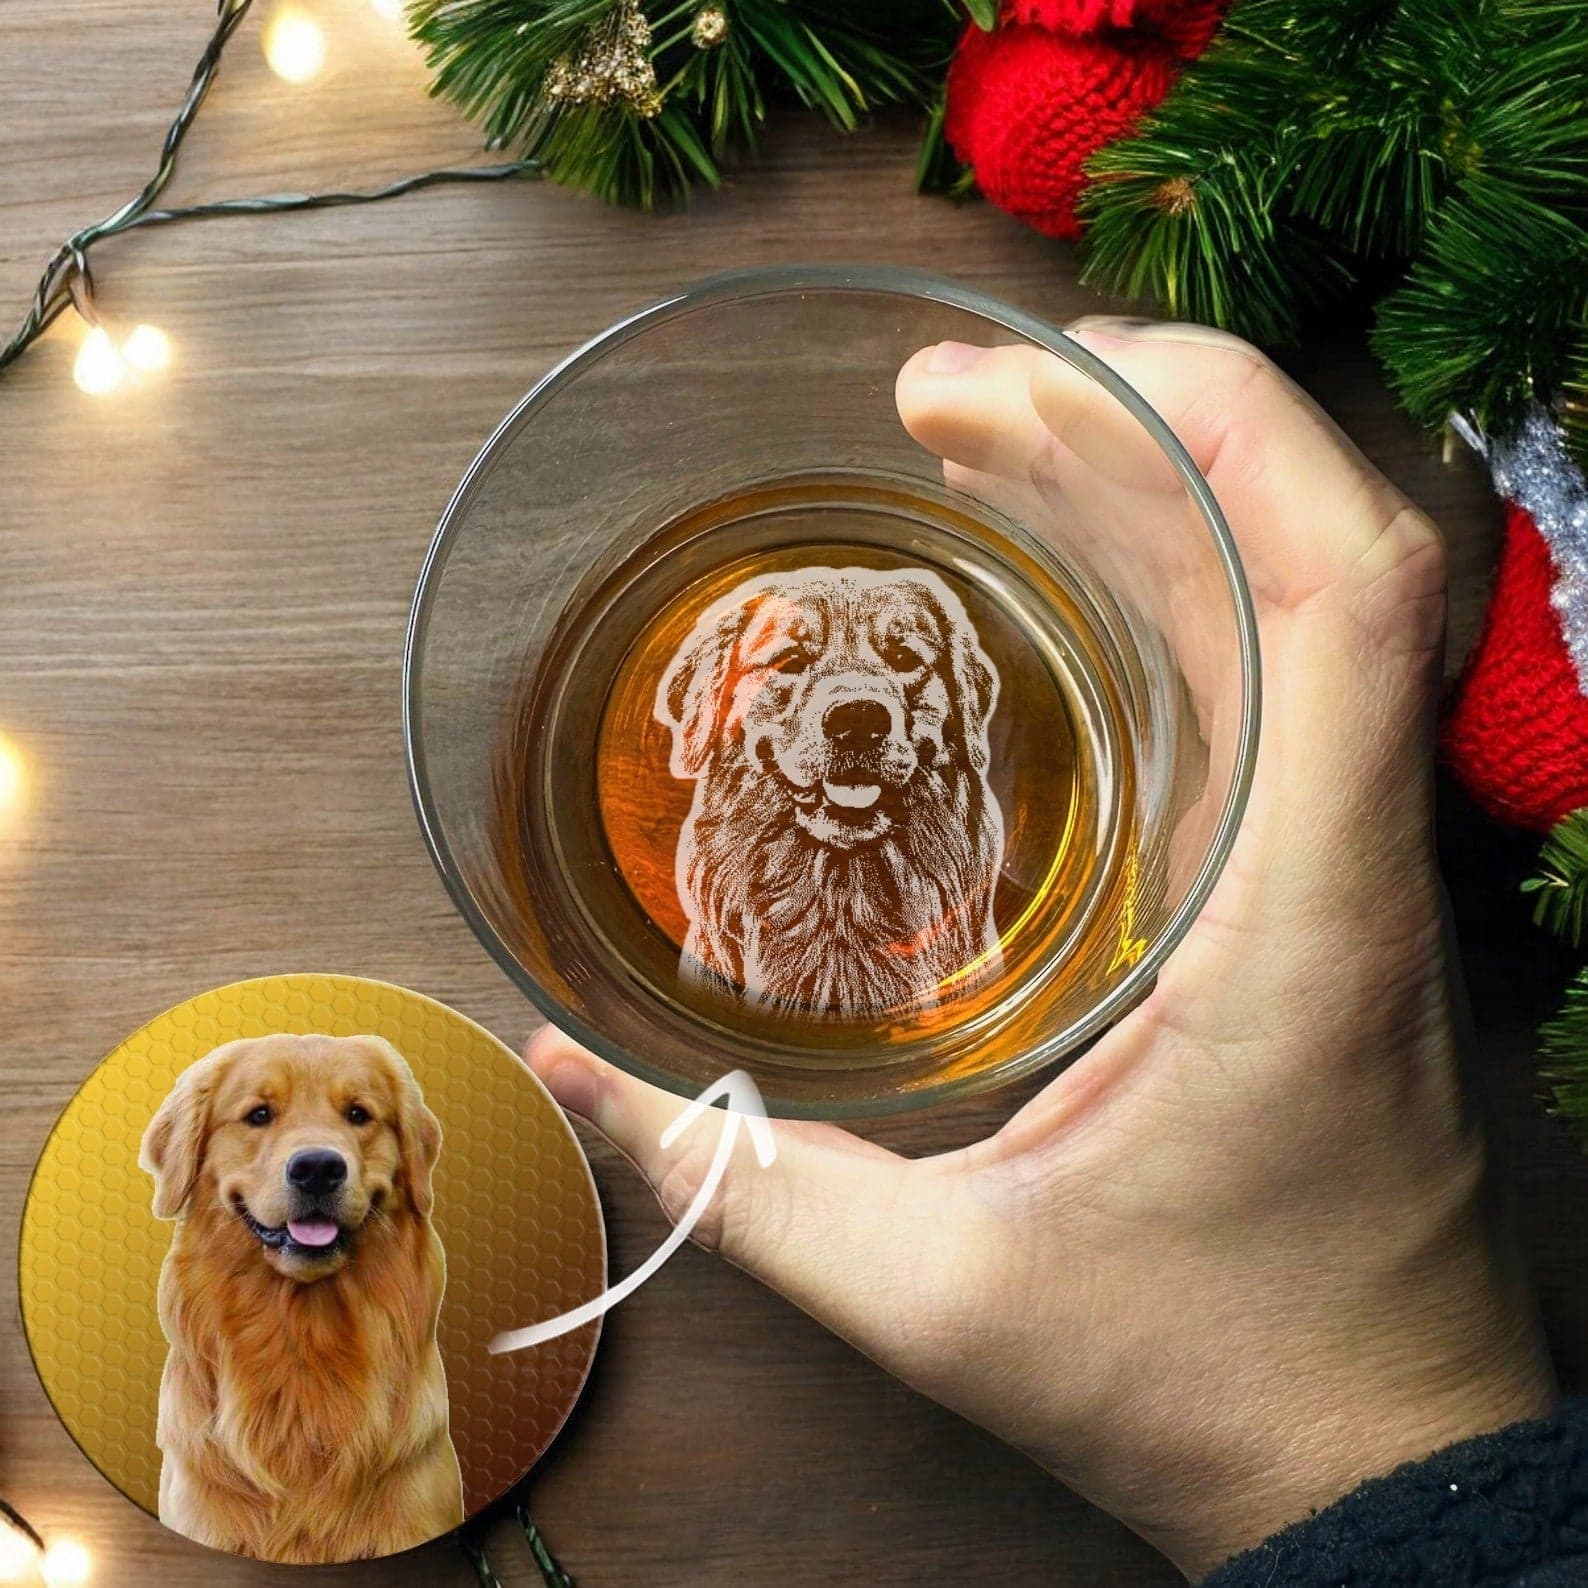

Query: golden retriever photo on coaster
[139,1033,464,1564]
[655,565,1005,1016]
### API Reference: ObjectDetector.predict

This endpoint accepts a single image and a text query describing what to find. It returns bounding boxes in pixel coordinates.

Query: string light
[38,1542,91,1588]
[0,734,27,818]
[71,327,126,396]
[369,0,405,19]
[121,324,172,373]
[262,5,326,82]
[69,322,173,395]
[0,1532,37,1582]
[0,0,538,392]
[0,1501,44,1584]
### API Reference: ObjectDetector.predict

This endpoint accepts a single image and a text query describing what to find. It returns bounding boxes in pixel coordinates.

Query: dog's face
[140,1034,441,1282]
[656,566,998,850]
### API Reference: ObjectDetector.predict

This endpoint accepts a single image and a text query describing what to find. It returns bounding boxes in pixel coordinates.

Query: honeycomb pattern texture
[19,974,605,1534]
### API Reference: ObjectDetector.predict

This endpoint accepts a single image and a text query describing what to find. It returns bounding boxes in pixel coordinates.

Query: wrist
[1162,1331,1558,1578]
[1199,1396,1588,1588]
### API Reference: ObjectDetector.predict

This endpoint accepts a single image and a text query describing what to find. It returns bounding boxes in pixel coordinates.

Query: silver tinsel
[1453,405,1588,694]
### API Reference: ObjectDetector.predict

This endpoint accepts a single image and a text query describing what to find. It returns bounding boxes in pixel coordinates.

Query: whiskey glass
[404,267,1259,1117]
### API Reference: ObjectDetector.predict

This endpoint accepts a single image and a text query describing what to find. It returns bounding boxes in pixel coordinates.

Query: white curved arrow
[489,1069,778,1354]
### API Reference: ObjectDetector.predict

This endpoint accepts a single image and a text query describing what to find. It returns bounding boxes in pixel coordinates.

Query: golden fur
[139,1033,464,1563]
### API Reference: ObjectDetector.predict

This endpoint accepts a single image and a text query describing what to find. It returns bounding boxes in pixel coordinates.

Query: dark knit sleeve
[1199,1398,1588,1587]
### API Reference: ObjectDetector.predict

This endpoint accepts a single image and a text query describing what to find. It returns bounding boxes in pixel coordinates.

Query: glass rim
[402,264,1262,1118]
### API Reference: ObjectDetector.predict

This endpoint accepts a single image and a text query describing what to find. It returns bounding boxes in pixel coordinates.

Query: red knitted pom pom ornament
[945,2,1227,240]
[945,26,1179,240]
[1009,0,1225,56]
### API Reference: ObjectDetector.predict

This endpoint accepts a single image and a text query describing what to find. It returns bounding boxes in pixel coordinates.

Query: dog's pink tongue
[287,1217,339,1248]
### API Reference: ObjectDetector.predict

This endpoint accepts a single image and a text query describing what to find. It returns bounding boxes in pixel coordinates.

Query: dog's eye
[884,642,925,673]
[244,1105,273,1127]
[769,650,808,676]
[346,1104,372,1126]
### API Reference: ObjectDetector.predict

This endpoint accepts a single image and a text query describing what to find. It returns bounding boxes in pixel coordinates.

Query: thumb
[524,1026,934,1339]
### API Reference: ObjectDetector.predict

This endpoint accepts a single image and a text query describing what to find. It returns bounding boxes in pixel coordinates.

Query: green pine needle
[915,91,975,196]
[1561,325,1588,477]
[1079,133,1352,346]
[1076,0,1588,446]
[413,0,953,210]
[1540,966,1588,1140]
[1371,177,1588,440]
[1523,808,1588,949]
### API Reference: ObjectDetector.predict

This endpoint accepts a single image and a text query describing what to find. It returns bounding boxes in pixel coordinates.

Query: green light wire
[0,0,538,377]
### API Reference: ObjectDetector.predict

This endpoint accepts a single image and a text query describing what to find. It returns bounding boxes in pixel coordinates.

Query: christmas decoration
[1530,809,1588,1147]
[465,1498,575,1588]
[1067,0,1588,865]
[541,0,661,117]
[413,0,960,209]
[2,0,980,385]
[691,6,729,50]
[1074,0,1588,468]
[1443,411,1588,832]
[1042,0,1588,1138]
[3,1494,98,1583]
[942,27,1179,240]
[0,0,538,390]
[935,0,1226,240]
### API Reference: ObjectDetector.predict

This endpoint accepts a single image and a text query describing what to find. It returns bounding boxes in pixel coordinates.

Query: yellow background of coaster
[20,974,604,1525]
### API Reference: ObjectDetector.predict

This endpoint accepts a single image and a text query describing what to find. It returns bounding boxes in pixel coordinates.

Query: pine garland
[412,0,962,209]
[1541,972,1588,1142]
[1525,808,1588,949]
[1075,0,1588,469]
[1528,809,1588,1147]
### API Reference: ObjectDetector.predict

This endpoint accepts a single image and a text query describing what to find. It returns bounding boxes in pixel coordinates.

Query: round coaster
[19,974,604,1566]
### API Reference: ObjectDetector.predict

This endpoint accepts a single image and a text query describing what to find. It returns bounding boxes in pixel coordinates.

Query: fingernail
[538,1051,600,1122]
[1073,315,1154,332]
[1066,325,1128,351]
[1067,315,1157,351]
[927,340,986,375]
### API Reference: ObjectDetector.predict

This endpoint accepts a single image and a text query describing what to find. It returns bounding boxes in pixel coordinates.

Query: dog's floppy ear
[374,1040,442,1219]
[943,599,1000,775]
[140,1046,227,1219]
[654,597,756,778]
[399,1088,442,1220]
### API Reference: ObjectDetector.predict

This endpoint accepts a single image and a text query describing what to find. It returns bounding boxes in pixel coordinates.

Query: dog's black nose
[823,698,891,743]
[286,1148,347,1196]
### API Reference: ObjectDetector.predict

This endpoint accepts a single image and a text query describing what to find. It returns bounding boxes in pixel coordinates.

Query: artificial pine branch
[1540,967,1588,1143]
[414,0,956,209]
[1076,0,1588,451]
[915,92,975,197]
[1528,809,1588,1151]
[1372,180,1588,444]
[1524,808,1588,949]
[1078,7,1366,344]
[1559,328,1588,478]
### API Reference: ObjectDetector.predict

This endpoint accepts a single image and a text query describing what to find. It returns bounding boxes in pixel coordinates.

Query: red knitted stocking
[1442,503,1588,830]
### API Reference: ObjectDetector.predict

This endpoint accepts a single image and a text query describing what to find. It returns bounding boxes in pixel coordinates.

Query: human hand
[526,321,1557,1578]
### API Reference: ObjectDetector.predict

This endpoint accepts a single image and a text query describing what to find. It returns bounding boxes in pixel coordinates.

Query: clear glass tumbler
[404,267,1259,1117]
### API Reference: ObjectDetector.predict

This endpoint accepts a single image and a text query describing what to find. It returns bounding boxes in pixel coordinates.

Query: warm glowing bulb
[264,8,326,82]
[72,326,126,396]
[121,323,171,373]
[0,735,23,815]
[370,0,404,18]
[0,1523,39,1583]
[39,1540,91,1587]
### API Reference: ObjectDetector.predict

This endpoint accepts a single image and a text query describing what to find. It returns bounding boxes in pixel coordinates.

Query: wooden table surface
[4,4,1586,1584]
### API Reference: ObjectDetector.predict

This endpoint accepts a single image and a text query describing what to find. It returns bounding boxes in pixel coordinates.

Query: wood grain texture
[2,4,1585,1586]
